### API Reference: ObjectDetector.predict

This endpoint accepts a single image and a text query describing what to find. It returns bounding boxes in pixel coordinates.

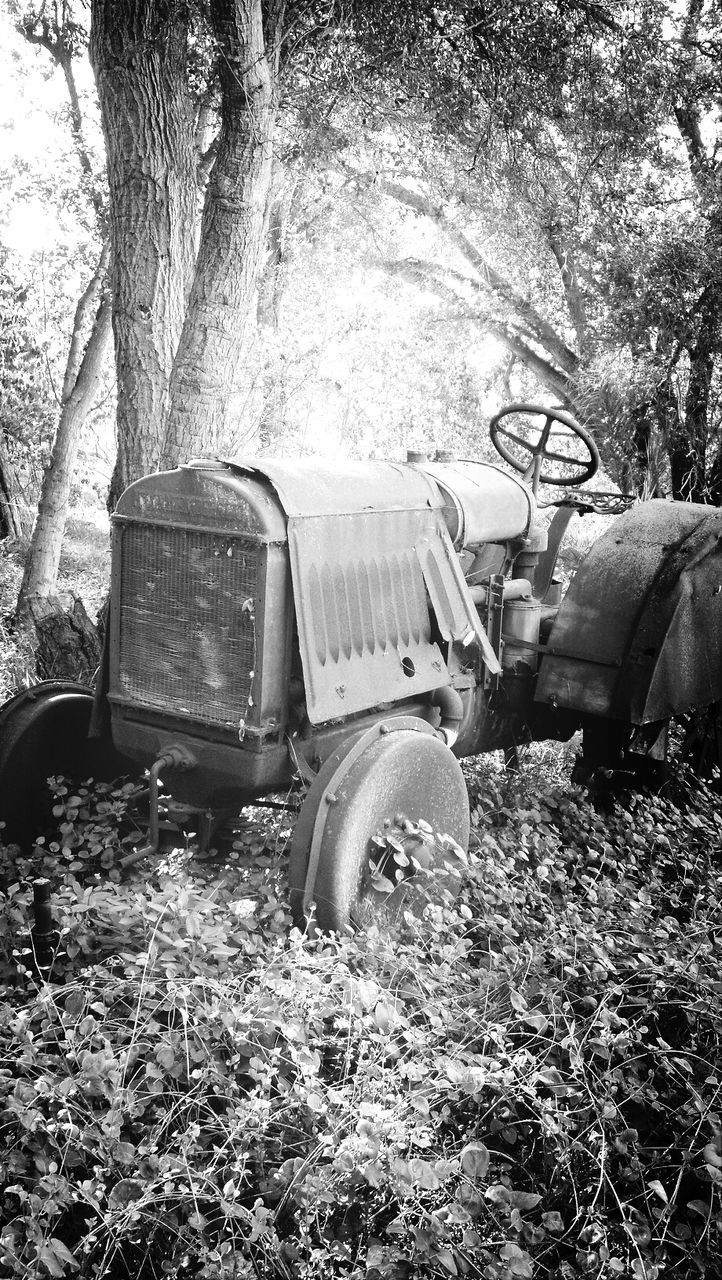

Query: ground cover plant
[0,745,720,1280]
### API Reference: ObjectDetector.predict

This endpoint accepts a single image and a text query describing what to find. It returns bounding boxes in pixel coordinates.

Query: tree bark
[680,291,717,503]
[0,434,25,542]
[160,0,285,466]
[17,251,112,606]
[90,0,198,506]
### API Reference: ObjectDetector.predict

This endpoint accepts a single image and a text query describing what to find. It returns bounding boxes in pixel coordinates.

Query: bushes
[0,757,721,1278]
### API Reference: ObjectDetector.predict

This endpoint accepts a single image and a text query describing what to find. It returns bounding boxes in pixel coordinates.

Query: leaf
[542,1210,565,1233]
[522,1013,548,1032]
[460,1141,490,1181]
[370,872,396,894]
[373,1001,393,1032]
[64,991,85,1018]
[232,898,257,918]
[435,1250,458,1275]
[626,1217,651,1246]
[408,1158,441,1190]
[113,1141,136,1166]
[108,1178,144,1208]
[507,1190,541,1211]
[648,1179,668,1202]
[36,1240,79,1276]
[485,1183,510,1204]
[499,1242,533,1278]
[631,1261,658,1280]
[510,989,527,1014]
[687,1199,710,1217]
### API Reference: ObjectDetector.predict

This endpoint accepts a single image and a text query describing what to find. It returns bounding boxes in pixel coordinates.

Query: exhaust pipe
[120,745,196,868]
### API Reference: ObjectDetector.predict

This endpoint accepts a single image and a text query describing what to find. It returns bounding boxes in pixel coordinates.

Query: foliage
[0,750,720,1278]
[0,254,59,508]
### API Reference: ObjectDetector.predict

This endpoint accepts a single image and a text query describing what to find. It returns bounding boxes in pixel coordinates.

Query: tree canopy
[2,0,721,554]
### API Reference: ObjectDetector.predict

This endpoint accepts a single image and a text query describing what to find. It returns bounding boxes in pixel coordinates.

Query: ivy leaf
[499,1242,534,1278]
[687,1199,710,1217]
[485,1183,510,1203]
[460,1141,490,1181]
[370,872,396,894]
[408,1158,442,1190]
[648,1179,668,1202]
[108,1179,144,1209]
[507,1190,542,1211]
[523,1013,548,1032]
[36,1239,79,1276]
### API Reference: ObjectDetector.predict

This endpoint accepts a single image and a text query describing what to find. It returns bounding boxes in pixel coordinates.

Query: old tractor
[1,405,720,931]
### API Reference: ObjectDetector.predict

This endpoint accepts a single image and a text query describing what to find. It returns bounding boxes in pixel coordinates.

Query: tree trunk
[160,0,285,466]
[707,438,722,506]
[17,287,112,605]
[90,0,198,506]
[0,433,25,542]
[17,593,101,684]
[681,292,718,502]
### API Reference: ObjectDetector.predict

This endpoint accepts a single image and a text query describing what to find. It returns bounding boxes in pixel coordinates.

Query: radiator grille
[117,524,258,727]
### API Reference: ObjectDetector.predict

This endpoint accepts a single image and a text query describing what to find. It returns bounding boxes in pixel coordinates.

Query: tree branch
[376,177,580,376]
[383,256,575,403]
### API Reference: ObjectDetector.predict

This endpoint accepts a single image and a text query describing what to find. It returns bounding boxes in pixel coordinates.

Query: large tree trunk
[90,0,198,507]
[160,0,284,466]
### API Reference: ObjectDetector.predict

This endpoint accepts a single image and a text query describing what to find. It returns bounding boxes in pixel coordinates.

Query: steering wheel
[489,403,600,489]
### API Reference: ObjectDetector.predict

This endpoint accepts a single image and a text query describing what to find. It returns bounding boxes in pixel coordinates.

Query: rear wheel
[0,682,129,849]
[669,702,721,785]
[574,704,721,792]
[289,718,470,933]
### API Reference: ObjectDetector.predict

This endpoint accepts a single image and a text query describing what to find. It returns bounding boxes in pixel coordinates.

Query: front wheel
[288,719,471,933]
[0,682,129,849]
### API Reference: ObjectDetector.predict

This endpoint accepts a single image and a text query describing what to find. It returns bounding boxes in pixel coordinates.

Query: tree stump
[16,593,101,685]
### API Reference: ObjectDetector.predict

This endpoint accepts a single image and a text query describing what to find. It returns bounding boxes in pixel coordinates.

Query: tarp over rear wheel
[536,500,722,725]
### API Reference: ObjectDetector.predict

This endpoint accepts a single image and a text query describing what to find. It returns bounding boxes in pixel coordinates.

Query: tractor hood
[117,456,511,730]
[212,456,507,723]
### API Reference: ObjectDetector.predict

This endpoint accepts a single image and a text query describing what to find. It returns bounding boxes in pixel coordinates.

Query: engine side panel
[535,500,722,723]
[288,509,452,724]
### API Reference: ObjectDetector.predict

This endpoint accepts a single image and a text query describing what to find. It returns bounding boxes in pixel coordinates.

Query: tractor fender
[535,500,722,724]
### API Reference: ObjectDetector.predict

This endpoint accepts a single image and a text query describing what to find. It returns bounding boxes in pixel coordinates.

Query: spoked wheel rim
[289,719,470,934]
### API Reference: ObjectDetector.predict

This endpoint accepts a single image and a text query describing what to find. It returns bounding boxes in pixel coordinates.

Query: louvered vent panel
[118,524,258,727]
[306,550,428,664]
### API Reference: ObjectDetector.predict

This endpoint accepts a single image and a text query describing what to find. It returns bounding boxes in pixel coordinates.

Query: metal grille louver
[118,524,258,727]
[288,510,451,724]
